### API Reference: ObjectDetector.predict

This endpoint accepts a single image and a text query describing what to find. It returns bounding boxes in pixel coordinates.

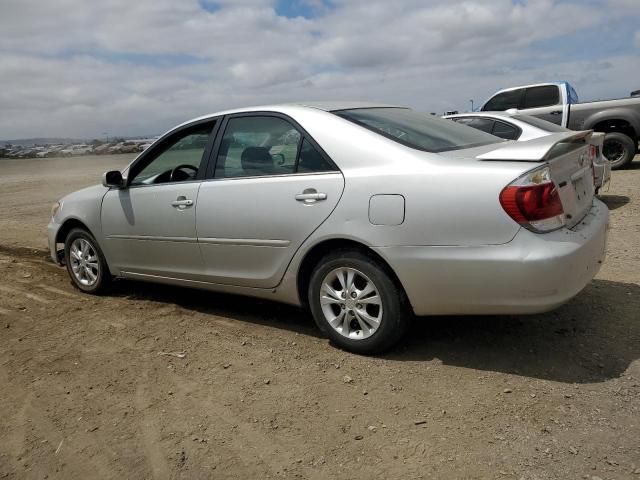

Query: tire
[64,228,111,294]
[602,132,636,170]
[308,250,410,354]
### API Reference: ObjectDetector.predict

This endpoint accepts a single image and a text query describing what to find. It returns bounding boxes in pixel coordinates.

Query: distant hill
[0,138,88,147]
[0,136,159,147]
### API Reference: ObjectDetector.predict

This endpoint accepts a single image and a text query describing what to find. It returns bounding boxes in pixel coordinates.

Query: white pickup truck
[480,82,640,169]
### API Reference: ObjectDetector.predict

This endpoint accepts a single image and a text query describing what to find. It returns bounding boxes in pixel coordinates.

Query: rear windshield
[334,107,501,152]
[512,115,568,132]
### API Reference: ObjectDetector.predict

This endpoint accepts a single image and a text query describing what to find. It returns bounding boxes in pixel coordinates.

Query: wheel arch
[295,238,409,309]
[55,217,96,245]
[585,111,639,149]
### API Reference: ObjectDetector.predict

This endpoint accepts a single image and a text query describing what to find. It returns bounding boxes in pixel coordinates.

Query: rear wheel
[602,132,636,170]
[64,228,111,294]
[308,250,410,354]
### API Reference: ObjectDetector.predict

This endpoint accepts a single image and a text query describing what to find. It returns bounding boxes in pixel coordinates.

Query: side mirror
[102,170,125,188]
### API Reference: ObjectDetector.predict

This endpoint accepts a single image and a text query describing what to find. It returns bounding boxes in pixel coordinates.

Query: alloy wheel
[69,238,100,287]
[319,267,383,340]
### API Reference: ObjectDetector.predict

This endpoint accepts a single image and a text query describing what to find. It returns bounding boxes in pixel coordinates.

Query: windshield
[512,115,568,132]
[334,107,501,152]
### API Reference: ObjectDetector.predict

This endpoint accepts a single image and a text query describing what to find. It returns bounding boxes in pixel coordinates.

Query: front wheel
[64,228,111,294]
[602,132,636,170]
[308,250,410,354]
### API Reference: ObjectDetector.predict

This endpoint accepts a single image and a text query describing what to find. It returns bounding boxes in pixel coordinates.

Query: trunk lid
[477,131,595,228]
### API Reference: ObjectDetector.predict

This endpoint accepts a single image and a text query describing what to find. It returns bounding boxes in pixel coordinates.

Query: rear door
[519,85,565,126]
[195,113,344,288]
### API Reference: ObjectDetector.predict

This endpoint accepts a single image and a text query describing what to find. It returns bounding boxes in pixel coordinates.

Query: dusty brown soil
[0,155,639,479]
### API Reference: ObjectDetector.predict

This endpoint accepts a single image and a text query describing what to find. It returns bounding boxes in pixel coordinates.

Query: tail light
[499,165,565,233]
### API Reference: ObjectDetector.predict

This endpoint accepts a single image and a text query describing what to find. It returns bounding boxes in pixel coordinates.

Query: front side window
[336,108,500,152]
[130,124,213,186]
[482,89,523,111]
[522,85,560,109]
[214,116,335,178]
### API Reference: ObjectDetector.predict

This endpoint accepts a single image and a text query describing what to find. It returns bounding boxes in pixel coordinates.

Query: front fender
[50,184,113,267]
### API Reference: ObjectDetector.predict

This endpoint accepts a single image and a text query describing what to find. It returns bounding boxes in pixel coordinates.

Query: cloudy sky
[1,0,639,140]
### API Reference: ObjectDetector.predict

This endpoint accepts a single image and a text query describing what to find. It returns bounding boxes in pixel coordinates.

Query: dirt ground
[0,154,639,480]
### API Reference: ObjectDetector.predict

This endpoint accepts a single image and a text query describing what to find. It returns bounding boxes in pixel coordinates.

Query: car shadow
[621,155,640,170]
[386,279,640,384]
[599,194,630,210]
[107,277,640,385]
[108,279,323,338]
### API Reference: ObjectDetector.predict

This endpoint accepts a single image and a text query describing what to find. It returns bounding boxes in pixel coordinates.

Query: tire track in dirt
[134,367,171,480]
[0,284,51,304]
[15,279,77,299]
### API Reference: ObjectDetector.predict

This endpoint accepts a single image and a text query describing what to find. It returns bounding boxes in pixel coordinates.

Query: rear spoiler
[477,130,593,162]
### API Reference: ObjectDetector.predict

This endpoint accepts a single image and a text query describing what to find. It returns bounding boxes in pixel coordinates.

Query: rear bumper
[375,199,609,316]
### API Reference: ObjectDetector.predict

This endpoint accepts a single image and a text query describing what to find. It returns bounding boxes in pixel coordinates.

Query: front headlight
[51,201,61,218]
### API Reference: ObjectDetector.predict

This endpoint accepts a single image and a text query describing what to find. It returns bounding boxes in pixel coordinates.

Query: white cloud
[0,0,638,138]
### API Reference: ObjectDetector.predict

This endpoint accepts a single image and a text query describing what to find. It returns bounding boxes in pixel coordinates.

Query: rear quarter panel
[280,109,535,248]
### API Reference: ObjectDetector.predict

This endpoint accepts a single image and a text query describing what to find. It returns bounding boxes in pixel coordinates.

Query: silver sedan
[49,103,609,353]
[444,111,611,192]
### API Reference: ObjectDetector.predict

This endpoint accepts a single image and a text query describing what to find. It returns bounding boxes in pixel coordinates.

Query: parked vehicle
[480,82,640,169]
[443,112,611,192]
[49,103,608,354]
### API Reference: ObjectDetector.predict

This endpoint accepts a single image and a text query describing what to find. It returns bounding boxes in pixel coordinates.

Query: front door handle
[549,110,562,115]
[171,196,194,208]
[295,189,327,204]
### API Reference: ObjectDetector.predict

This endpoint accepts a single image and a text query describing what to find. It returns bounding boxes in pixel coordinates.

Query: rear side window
[482,89,523,111]
[453,117,495,134]
[297,138,335,173]
[512,115,568,132]
[522,85,560,109]
[491,121,520,140]
[214,116,336,178]
[335,108,500,153]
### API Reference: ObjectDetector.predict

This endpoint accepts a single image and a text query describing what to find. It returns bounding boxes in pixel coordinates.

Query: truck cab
[480,82,577,127]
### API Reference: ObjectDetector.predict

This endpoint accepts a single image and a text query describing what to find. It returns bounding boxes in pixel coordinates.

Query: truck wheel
[602,132,636,170]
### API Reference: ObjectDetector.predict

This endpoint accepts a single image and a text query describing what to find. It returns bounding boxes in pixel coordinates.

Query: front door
[101,121,216,279]
[195,114,344,288]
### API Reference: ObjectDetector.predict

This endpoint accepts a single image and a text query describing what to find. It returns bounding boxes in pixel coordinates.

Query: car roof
[289,101,402,111]
[168,102,405,134]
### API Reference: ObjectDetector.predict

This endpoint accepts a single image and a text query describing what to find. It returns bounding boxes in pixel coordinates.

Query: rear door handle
[549,110,562,115]
[171,196,194,208]
[295,189,327,203]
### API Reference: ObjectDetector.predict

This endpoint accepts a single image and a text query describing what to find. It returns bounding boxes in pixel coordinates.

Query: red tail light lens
[499,166,565,233]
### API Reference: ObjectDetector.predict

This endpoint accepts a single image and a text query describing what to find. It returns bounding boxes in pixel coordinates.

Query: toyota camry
[48,102,609,353]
